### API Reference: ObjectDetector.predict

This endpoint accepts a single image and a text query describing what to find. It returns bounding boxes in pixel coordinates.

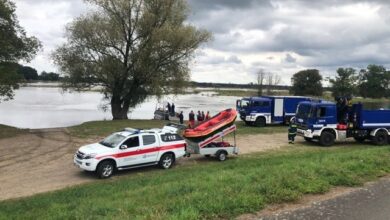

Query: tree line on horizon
[289,64,390,99]
[14,64,61,81]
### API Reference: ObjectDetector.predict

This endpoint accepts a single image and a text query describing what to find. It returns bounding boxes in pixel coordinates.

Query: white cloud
[12,0,390,85]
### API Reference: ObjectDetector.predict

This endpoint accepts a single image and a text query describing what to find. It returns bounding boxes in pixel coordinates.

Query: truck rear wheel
[254,117,266,127]
[319,131,335,147]
[159,153,174,169]
[372,131,388,146]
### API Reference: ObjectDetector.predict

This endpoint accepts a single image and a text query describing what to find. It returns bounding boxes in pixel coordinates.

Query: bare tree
[256,69,266,96]
[266,72,281,95]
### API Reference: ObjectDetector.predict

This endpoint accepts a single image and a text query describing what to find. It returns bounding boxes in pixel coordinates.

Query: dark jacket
[288,123,297,135]
[189,112,195,121]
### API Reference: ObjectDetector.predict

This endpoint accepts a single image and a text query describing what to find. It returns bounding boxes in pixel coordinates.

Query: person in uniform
[288,118,297,144]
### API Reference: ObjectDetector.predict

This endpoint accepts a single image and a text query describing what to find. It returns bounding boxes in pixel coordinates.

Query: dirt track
[0,129,295,201]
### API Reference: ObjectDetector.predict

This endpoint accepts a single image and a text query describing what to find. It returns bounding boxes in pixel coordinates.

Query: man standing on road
[288,118,297,144]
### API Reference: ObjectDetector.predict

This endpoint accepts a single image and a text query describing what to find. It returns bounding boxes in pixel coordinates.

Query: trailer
[164,123,238,161]
[185,124,238,161]
[295,99,390,146]
[236,96,314,127]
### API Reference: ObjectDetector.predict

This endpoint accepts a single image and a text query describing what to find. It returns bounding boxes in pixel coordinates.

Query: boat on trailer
[183,108,237,142]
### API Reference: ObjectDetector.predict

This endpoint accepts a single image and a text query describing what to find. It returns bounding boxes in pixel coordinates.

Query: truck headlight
[84,154,97,159]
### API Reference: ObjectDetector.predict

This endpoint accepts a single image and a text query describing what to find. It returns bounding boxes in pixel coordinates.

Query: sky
[14,0,390,85]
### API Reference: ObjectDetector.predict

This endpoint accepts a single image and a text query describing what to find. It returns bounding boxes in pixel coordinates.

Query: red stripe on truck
[95,143,186,160]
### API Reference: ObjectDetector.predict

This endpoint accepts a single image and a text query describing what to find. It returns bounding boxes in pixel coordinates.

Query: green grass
[69,120,286,138]
[0,124,26,139]
[1,145,390,219]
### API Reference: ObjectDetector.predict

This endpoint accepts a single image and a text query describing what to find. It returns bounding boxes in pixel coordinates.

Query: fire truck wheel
[254,117,266,127]
[319,131,335,147]
[373,131,388,146]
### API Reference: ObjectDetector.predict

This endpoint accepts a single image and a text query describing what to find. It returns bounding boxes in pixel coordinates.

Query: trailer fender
[369,128,390,137]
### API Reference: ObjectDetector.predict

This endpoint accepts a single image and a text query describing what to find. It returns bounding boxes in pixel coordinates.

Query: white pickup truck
[74,127,186,178]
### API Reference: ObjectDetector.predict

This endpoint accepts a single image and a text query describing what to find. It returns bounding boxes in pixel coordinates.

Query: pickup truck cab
[74,127,186,178]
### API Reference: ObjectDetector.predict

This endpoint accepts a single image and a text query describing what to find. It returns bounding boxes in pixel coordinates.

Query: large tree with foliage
[329,68,358,98]
[358,65,390,98]
[0,0,41,102]
[17,65,39,80]
[290,69,323,96]
[53,0,211,119]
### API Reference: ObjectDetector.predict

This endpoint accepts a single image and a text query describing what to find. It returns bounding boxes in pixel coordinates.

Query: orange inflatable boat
[183,109,237,141]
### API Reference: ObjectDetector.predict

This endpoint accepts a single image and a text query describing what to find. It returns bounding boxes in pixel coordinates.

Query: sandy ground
[0,129,296,201]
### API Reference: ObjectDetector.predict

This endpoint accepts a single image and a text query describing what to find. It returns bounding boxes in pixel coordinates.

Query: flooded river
[0,87,239,128]
[0,86,388,129]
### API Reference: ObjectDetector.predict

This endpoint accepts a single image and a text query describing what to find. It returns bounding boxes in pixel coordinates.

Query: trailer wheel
[216,151,227,161]
[372,131,388,146]
[354,137,366,143]
[319,131,335,147]
[254,117,266,127]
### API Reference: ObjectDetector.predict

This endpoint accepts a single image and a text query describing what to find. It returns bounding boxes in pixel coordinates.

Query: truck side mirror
[120,145,128,150]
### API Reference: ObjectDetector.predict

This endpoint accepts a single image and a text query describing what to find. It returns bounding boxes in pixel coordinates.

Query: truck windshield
[241,99,250,108]
[99,134,126,148]
[296,104,314,119]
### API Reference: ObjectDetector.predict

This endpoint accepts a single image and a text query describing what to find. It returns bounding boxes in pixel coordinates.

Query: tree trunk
[111,96,129,120]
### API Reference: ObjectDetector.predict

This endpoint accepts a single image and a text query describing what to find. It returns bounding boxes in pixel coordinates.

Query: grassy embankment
[68,120,286,138]
[0,124,26,139]
[1,145,390,219]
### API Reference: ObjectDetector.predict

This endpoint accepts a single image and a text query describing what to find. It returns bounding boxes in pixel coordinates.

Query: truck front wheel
[319,131,335,147]
[254,117,266,127]
[159,153,174,169]
[372,131,388,146]
[96,161,115,179]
